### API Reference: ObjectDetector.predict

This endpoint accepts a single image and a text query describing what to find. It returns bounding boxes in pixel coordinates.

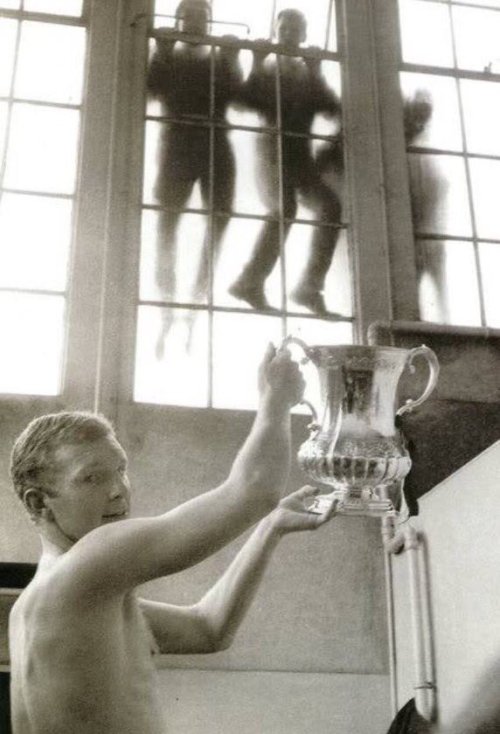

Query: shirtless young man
[8,345,336,734]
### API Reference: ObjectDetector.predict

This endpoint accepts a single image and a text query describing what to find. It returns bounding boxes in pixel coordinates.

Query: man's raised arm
[60,344,305,598]
[140,486,337,654]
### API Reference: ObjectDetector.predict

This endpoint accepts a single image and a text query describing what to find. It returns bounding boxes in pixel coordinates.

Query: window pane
[327,3,337,52]
[0,0,20,8]
[0,194,72,291]
[399,0,454,68]
[275,0,334,48]
[225,52,262,126]
[470,158,500,240]
[143,120,162,206]
[231,129,278,216]
[215,222,350,316]
[214,216,282,310]
[0,18,17,97]
[453,6,500,72]
[286,315,353,344]
[143,121,209,208]
[417,239,481,326]
[285,225,351,317]
[147,35,243,120]
[154,0,185,30]
[15,22,86,104]
[400,72,462,152]
[24,0,83,15]
[212,312,282,409]
[310,60,342,137]
[453,0,500,6]
[461,79,500,156]
[479,242,500,327]
[147,37,236,120]
[408,154,472,237]
[154,0,337,42]
[0,292,64,395]
[212,0,272,37]
[140,210,209,305]
[5,103,80,194]
[134,306,209,406]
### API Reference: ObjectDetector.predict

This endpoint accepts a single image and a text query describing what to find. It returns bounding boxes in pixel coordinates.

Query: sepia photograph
[1,1,500,733]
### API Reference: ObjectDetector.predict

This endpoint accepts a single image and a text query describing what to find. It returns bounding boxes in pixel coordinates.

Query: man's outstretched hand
[270,485,338,535]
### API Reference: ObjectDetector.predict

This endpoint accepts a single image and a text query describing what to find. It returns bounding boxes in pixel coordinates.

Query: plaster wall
[392,441,500,728]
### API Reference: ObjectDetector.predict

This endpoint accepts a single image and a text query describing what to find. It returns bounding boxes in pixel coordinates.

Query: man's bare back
[10,565,164,734]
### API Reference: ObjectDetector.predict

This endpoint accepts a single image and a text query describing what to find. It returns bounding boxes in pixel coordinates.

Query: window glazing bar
[207,43,216,408]
[145,114,339,143]
[137,299,354,322]
[142,204,347,229]
[400,62,500,83]
[0,9,85,26]
[0,188,74,199]
[447,2,487,325]
[145,28,341,62]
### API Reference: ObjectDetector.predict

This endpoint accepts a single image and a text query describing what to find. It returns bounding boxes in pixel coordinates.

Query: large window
[134,0,352,409]
[399,0,500,327]
[0,0,86,395]
[1,0,497,414]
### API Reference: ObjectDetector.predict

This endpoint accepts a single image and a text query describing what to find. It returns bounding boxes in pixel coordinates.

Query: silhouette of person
[229,9,342,315]
[316,89,433,186]
[315,90,443,318]
[147,0,242,353]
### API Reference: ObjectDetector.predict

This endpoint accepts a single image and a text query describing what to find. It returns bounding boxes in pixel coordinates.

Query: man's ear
[23,488,53,522]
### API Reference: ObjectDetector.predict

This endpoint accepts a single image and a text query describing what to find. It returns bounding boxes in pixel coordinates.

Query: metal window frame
[0,1,90,402]
[386,0,500,329]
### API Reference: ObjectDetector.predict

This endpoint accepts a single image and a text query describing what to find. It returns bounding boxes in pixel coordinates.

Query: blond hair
[10,411,114,502]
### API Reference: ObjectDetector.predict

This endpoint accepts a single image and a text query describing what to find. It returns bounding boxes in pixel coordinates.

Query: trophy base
[308,488,399,519]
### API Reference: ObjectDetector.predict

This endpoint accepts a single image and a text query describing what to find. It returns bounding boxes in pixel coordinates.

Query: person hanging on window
[147,0,242,355]
[8,344,339,734]
[315,89,436,312]
[229,9,342,316]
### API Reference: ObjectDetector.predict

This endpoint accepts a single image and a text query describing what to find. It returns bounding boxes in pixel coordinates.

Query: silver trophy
[286,339,440,518]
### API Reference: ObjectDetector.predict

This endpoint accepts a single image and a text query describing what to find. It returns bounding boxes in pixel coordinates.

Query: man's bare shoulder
[11,554,124,624]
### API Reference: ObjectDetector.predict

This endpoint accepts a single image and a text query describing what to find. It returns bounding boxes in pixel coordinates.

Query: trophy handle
[280,336,321,433]
[397,344,440,416]
[300,399,321,434]
[281,335,311,365]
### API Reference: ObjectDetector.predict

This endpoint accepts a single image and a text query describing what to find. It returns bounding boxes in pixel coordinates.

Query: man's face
[177,2,210,35]
[276,13,306,48]
[44,435,131,542]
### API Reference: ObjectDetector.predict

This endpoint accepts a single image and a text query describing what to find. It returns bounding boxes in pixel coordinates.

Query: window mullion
[341,0,399,341]
[103,0,150,423]
[63,0,125,410]
[372,0,420,323]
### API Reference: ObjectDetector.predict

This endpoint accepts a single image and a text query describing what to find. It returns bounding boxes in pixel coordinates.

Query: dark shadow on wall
[0,563,37,734]
[368,321,500,516]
